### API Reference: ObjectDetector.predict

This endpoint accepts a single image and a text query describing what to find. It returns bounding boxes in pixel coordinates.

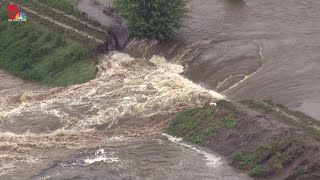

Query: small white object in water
[209,102,217,106]
[84,148,119,164]
[84,156,119,164]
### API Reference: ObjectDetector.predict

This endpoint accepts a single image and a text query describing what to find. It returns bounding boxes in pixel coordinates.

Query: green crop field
[0,4,97,86]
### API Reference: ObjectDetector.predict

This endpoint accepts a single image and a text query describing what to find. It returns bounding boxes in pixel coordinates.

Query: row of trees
[113,0,188,40]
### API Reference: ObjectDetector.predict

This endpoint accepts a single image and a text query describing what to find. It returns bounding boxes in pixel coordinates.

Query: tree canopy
[113,0,188,40]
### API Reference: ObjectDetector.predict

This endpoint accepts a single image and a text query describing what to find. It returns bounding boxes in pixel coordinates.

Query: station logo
[8,4,27,21]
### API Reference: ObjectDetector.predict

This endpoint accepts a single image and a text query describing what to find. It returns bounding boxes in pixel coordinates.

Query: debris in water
[84,148,119,164]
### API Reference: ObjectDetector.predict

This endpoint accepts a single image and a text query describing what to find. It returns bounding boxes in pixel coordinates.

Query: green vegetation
[165,100,320,178]
[12,0,109,41]
[34,0,75,14]
[165,100,238,144]
[0,5,96,86]
[242,100,320,141]
[113,0,188,40]
[232,139,304,178]
[32,0,102,27]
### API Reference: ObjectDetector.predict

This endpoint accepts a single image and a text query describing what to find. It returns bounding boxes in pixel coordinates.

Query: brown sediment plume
[0,52,224,176]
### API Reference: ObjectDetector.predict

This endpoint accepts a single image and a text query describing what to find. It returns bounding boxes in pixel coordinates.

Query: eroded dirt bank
[73,0,129,49]
[166,100,320,179]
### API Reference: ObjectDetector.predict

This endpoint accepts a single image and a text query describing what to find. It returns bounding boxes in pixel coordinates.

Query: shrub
[113,0,189,40]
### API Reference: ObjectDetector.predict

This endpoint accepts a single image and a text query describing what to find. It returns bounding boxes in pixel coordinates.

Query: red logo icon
[8,4,19,20]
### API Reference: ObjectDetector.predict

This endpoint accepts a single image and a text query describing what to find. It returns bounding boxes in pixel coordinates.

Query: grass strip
[0,5,96,86]
[165,100,238,144]
[12,0,109,41]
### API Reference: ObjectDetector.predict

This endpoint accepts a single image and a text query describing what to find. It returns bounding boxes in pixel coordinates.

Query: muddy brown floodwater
[2,0,320,178]
[0,54,247,179]
[123,0,320,120]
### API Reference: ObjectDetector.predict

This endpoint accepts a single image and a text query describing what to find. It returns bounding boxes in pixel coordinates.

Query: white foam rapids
[84,148,119,164]
[0,52,224,165]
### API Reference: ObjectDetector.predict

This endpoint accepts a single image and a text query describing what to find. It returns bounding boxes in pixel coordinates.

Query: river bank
[1,0,320,179]
[1,52,319,179]
[166,100,320,179]
[115,0,320,120]
[0,0,104,86]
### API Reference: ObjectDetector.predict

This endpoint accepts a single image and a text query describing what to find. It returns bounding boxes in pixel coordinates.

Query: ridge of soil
[166,100,320,179]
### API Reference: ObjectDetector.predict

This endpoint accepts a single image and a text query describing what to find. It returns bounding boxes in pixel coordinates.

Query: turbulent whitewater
[0,53,225,177]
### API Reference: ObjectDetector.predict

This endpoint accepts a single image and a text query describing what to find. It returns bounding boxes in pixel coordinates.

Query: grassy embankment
[166,100,238,144]
[231,139,305,178]
[0,0,108,86]
[166,100,320,179]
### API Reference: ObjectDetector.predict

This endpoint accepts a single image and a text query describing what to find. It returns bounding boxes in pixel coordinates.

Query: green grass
[232,140,305,178]
[33,0,102,27]
[0,5,96,86]
[12,0,109,41]
[165,100,315,178]
[165,100,238,144]
[35,0,75,14]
